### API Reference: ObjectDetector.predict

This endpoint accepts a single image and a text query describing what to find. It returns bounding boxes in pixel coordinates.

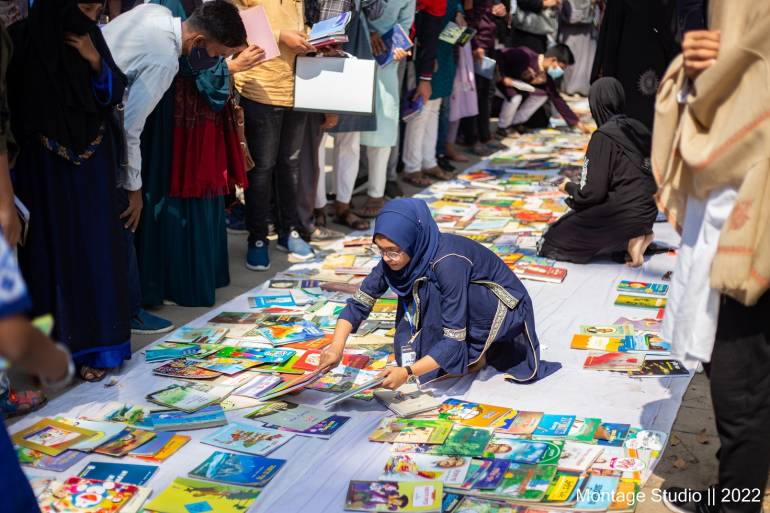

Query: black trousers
[461,48,495,145]
[297,112,324,238]
[709,292,770,513]
[241,98,307,244]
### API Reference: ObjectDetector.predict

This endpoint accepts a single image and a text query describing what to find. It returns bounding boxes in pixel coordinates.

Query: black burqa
[8,0,126,154]
[538,78,659,264]
[590,0,678,130]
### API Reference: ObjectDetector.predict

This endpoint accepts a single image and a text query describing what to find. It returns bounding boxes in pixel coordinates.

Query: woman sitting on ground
[319,198,559,388]
[538,77,658,267]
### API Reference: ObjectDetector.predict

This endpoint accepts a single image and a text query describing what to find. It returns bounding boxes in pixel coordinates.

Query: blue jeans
[117,188,142,317]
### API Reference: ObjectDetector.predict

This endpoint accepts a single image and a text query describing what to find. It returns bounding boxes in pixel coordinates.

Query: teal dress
[360,0,416,148]
[136,0,230,307]
[430,1,461,100]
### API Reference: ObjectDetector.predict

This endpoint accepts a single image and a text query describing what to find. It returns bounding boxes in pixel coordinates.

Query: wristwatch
[40,343,75,390]
[405,365,414,376]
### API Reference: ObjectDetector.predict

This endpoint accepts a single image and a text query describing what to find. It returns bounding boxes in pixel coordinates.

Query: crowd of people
[0,0,769,512]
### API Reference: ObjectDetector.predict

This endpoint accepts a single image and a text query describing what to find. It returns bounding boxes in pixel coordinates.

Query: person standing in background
[232,0,317,271]
[654,3,770,513]
[591,0,678,130]
[512,0,560,53]
[9,0,131,383]
[557,0,596,96]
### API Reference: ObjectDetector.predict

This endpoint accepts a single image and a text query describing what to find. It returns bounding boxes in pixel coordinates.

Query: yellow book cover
[614,294,667,309]
[322,253,357,270]
[12,419,97,456]
[546,474,580,502]
[609,480,638,512]
[437,398,511,428]
[570,334,623,352]
[139,434,191,462]
[144,477,261,513]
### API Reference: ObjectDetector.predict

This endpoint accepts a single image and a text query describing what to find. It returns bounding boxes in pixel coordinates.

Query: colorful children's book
[254,368,324,401]
[373,385,442,418]
[54,417,127,452]
[429,425,493,458]
[578,324,633,337]
[146,405,227,431]
[590,446,646,473]
[557,441,604,473]
[153,358,222,379]
[166,326,228,344]
[543,472,581,504]
[574,476,620,511]
[532,414,575,439]
[513,263,567,283]
[192,357,261,375]
[583,352,645,372]
[260,413,350,439]
[480,462,558,502]
[256,321,325,346]
[570,334,632,352]
[382,454,472,486]
[147,383,225,413]
[248,293,296,308]
[482,435,551,464]
[369,418,454,444]
[214,346,295,363]
[144,477,261,513]
[293,350,370,371]
[202,422,294,456]
[79,461,158,485]
[233,374,283,398]
[617,280,669,296]
[614,294,667,309]
[189,451,285,487]
[493,410,543,435]
[93,427,156,457]
[145,342,201,362]
[375,23,413,67]
[628,359,689,378]
[12,418,97,456]
[245,400,334,431]
[16,446,87,472]
[345,480,443,512]
[595,423,631,447]
[567,417,602,442]
[38,477,139,513]
[458,459,510,490]
[437,399,511,428]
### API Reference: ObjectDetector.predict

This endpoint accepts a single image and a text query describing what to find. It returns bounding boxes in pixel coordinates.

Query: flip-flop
[78,365,107,382]
[423,167,454,181]
[353,196,386,218]
[0,389,47,417]
[335,209,370,230]
[402,172,434,187]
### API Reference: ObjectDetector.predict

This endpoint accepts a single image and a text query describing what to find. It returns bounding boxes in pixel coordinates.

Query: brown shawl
[651,1,770,306]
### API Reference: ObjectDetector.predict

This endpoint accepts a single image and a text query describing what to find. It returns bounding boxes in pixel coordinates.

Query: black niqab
[9,0,125,155]
[589,77,652,172]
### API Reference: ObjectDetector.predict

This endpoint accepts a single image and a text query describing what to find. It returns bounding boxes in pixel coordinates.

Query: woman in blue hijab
[320,198,560,388]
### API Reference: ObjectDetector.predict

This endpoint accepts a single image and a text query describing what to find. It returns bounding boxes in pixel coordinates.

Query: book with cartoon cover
[166,326,228,344]
[482,435,551,464]
[245,400,334,431]
[144,477,261,513]
[437,399,511,428]
[213,346,295,363]
[201,422,293,456]
[12,418,97,456]
[38,477,138,513]
[192,357,260,375]
[493,410,542,435]
[381,454,472,486]
[345,480,443,512]
[617,281,669,296]
[93,427,156,457]
[189,451,285,487]
[153,358,222,379]
[369,418,453,444]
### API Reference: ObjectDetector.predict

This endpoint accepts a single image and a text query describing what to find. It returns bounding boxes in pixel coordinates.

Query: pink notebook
[239,5,281,62]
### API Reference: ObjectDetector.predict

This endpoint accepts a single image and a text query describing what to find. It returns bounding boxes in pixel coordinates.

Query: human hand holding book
[318,318,353,373]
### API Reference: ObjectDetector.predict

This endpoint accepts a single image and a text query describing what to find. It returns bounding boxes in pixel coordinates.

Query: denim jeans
[242,98,308,244]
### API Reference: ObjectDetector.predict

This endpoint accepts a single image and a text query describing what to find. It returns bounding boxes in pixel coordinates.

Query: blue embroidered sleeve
[339,262,389,331]
[426,256,471,373]
[91,60,113,107]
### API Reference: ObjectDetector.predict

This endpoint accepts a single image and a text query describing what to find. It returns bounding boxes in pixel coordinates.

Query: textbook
[374,385,442,417]
[513,263,567,283]
[321,373,385,407]
[254,368,324,401]
[261,413,351,439]
[578,324,633,337]
[79,461,158,486]
[567,417,602,442]
[457,459,510,490]
[145,342,201,362]
[438,21,476,46]
[144,477,261,513]
[308,11,352,46]
[583,352,645,372]
[93,427,156,457]
[615,294,667,309]
[431,425,494,458]
[12,418,97,456]
[189,451,285,487]
[570,334,630,352]
[532,414,575,439]
[17,446,87,472]
[53,417,126,452]
[628,358,689,378]
[617,280,669,296]
[153,358,222,379]
[166,326,228,344]
[482,435,552,464]
[245,400,334,431]
[233,374,283,398]
[557,441,604,473]
[595,422,631,447]
[146,383,223,412]
[201,422,294,456]
[437,399,511,428]
[256,321,326,346]
[375,23,413,67]
[146,405,227,432]
[345,480,443,512]
[369,418,454,444]
[382,454,472,486]
[213,346,295,363]
[574,476,620,511]
[192,357,261,375]
[493,410,543,435]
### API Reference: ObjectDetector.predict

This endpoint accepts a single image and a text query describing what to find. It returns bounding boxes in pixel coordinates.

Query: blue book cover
[533,414,576,438]
[126,431,175,457]
[189,451,285,487]
[308,11,352,41]
[248,293,296,308]
[574,476,620,510]
[474,460,510,489]
[375,23,413,67]
[148,405,227,432]
[79,461,158,485]
[595,423,631,446]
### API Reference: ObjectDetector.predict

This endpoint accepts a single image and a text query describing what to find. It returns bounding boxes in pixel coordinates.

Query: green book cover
[567,417,602,442]
[430,426,492,458]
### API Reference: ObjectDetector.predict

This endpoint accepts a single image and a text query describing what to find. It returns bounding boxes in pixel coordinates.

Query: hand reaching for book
[318,345,343,373]
[380,367,409,390]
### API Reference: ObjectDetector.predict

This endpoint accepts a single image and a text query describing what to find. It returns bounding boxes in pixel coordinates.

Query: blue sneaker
[277,230,315,261]
[246,240,271,271]
[226,202,247,234]
[131,309,175,335]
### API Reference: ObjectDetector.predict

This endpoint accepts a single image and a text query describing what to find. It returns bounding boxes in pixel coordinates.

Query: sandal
[445,144,470,162]
[402,172,435,187]
[0,389,47,417]
[313,208,327,228]
[78,365,107,382]
[334,204,370,230]
[354,196,386,218]
[422,166,454,181]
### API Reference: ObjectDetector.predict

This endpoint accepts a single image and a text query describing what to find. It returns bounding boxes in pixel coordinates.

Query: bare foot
[445,144,470,162]
[626,235,646,268]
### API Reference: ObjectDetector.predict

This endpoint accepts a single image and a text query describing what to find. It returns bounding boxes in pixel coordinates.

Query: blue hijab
[373,199,441,297]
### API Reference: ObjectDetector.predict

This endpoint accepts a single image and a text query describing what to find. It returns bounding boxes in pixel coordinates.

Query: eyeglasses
[372,245,405,260]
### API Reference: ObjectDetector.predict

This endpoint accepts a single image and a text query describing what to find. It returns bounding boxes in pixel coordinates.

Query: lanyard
[404,299,417,334]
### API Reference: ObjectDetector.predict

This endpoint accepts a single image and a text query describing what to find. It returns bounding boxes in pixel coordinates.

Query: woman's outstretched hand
[379,367,410,390]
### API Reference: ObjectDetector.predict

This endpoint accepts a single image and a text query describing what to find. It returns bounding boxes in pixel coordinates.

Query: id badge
[401,341,416,367]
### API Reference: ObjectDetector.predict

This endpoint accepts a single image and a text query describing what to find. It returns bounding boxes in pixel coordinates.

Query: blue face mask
[547,66,565,80]
[187,43,219,71]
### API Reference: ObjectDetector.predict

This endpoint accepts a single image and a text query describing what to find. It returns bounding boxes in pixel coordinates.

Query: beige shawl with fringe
[651,0,770,306]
